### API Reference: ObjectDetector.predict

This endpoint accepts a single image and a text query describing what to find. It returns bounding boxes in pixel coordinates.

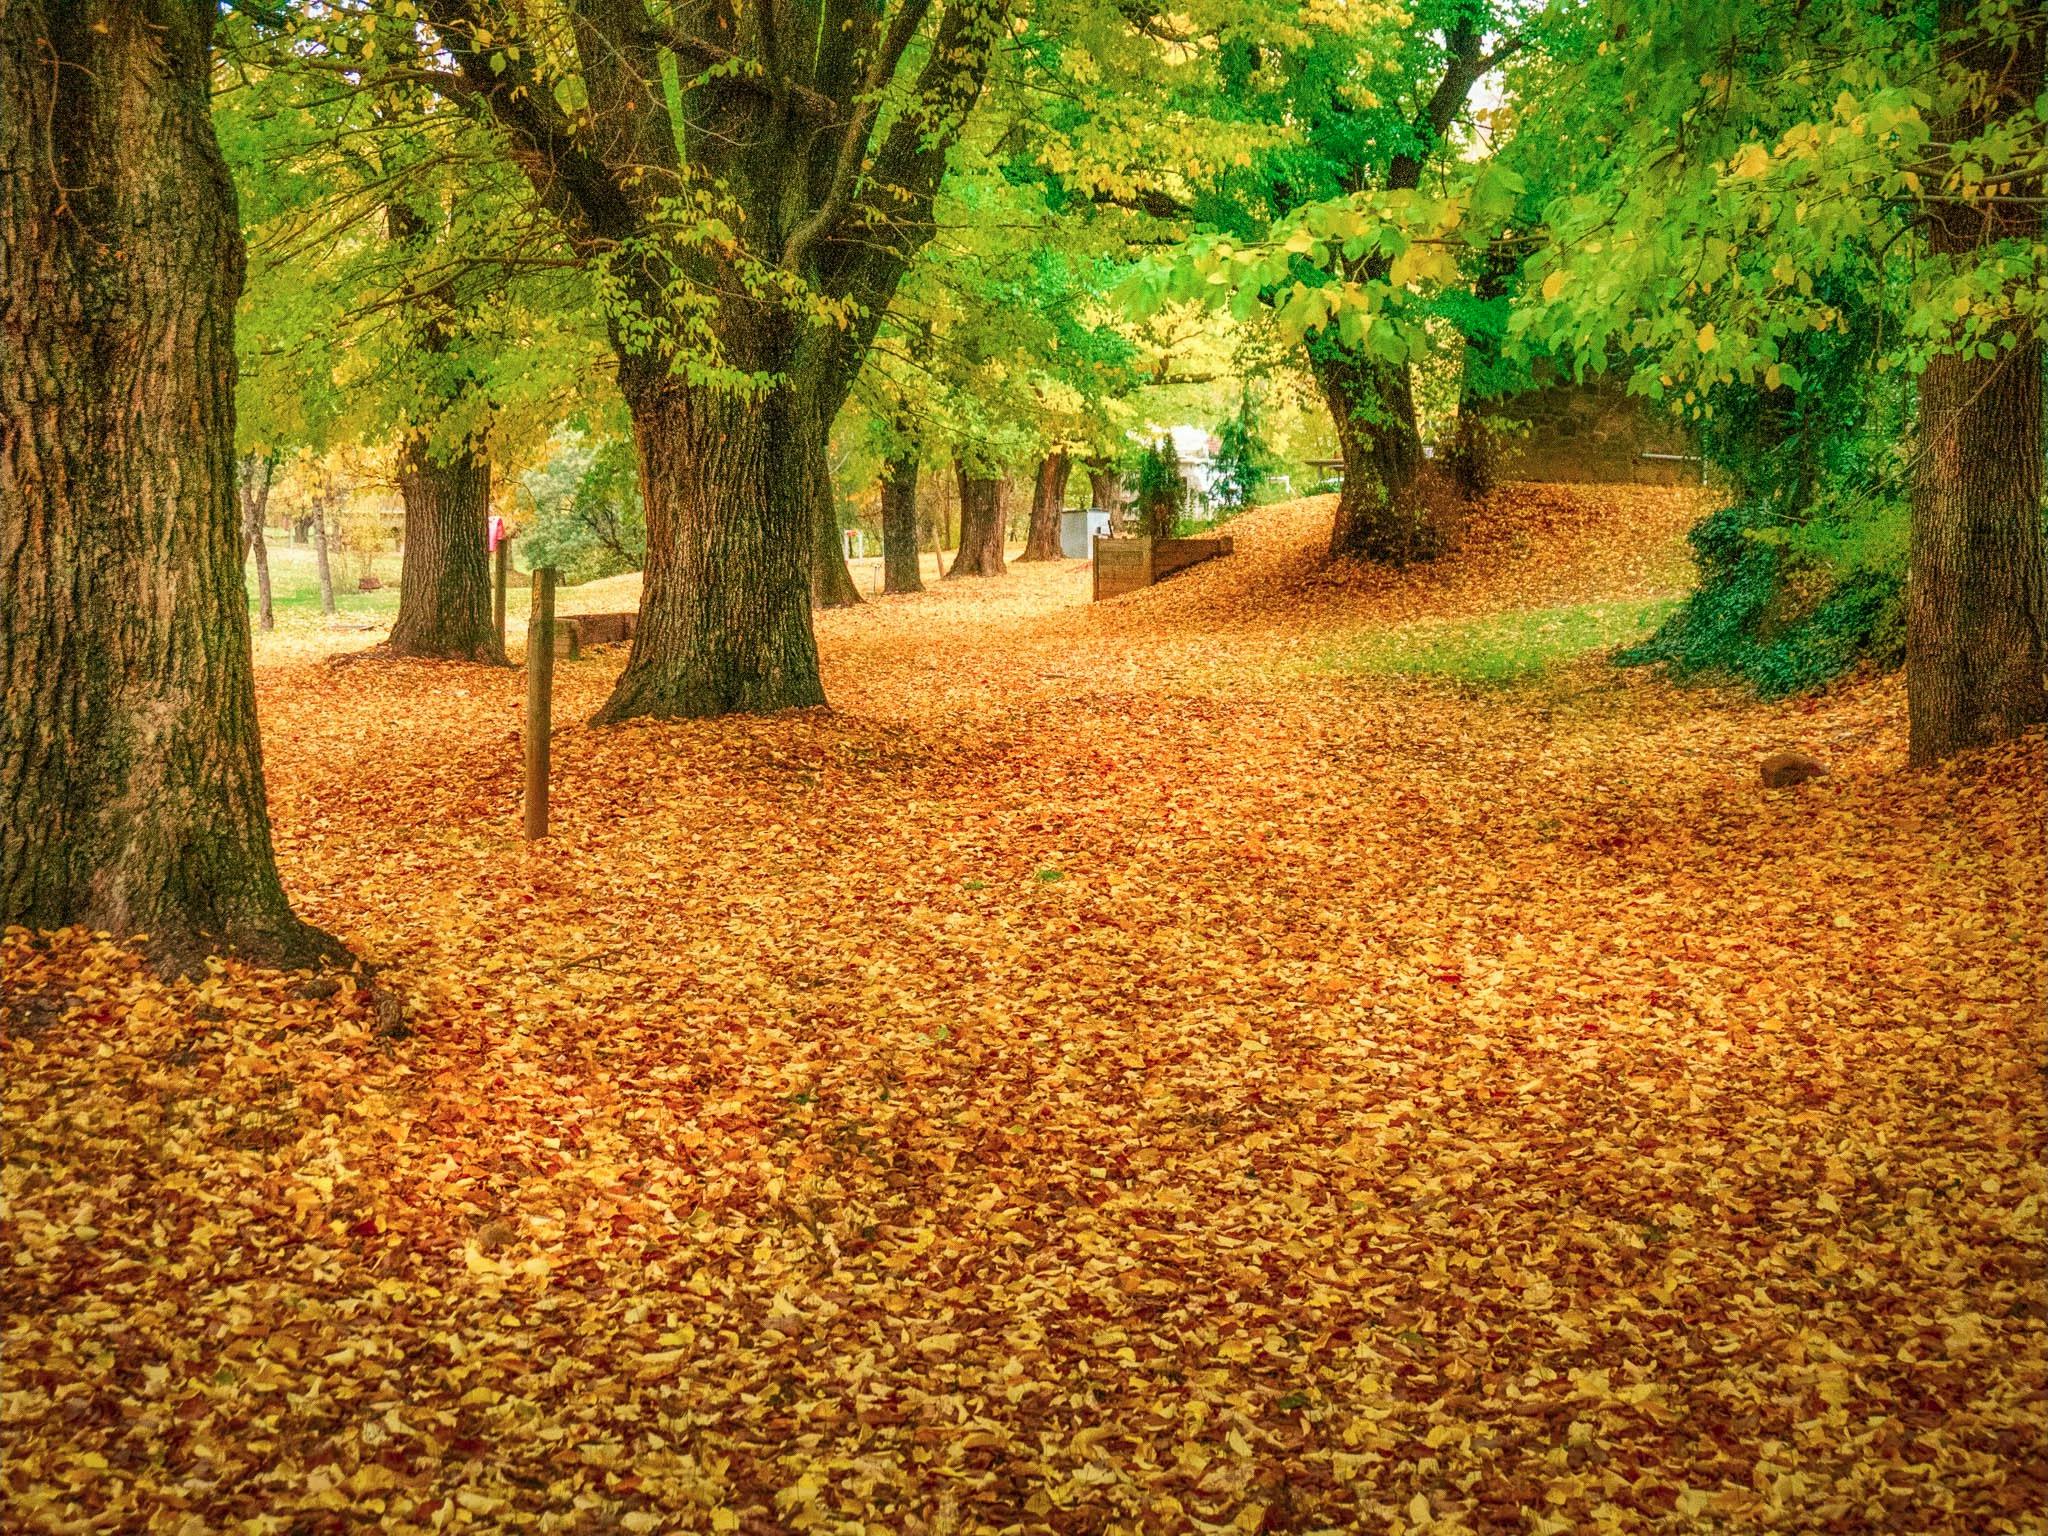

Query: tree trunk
[1312,346,1437,563]
[1908,2,2048,766]
[0,0,341,968]
[243,457,276,632]
[311,495,337,615]
[1449,401,1499,502]
[811,460,862,609]
[1448,239,1514,502]
[1087,465,1126,532]
[947,462,1007,578]
[881,453,923,594]
[291,514,311,545]
[389,435,506,662]
[1021,452,1070,560]
[592,380,825,723]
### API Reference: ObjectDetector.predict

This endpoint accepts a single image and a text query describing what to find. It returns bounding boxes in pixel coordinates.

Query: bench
[549,611,637,659]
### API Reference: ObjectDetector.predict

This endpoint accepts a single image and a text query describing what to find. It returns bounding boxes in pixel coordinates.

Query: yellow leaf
[1695,323,1718,353]
[1408,1492,1432,1526]
[1541,270,1566,302]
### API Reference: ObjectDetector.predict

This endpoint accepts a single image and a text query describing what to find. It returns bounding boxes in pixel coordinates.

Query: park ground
[4,486,2043,1534]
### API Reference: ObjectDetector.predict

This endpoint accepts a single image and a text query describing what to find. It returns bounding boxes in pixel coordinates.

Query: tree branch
[636,19,839,120]
[781,0,936,272]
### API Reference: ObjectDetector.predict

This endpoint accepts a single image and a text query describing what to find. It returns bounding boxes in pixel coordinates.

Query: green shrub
[516,432,645,583]
[1622,269,1911,695]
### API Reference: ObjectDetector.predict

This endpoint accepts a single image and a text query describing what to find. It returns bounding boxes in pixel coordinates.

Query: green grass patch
[1321,598,1681,687]
[248,538,402,623]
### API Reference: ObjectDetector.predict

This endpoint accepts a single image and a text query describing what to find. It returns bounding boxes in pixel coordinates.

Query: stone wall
[1488,374,1700,486]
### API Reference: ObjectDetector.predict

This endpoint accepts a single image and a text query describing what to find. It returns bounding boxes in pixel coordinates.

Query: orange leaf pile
[4,487,2042,1534]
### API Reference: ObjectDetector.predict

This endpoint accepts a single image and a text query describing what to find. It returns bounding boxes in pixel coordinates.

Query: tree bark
[311,495,337,615]
[1449,239,1515,501]
[1087,464,1126,532]
[413,0,1003,721]
[947,462,1008,578]
[0,0,341,968]
[592,379,826,722]
[1307,18,1485,562]
[1908,2,2048,765]
[812,496,863,608]
[242,457,276,632]
[1021,452,1070,560]
[389,435,506,662]
[1313,346,1438,563]
[881,453,923,594]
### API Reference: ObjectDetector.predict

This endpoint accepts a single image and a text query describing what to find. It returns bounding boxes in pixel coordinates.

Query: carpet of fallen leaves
[5,485,2044,1536]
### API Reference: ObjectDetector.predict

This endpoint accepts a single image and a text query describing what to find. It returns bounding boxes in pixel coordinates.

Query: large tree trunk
[1312,347,1437,563]
[593,380,825,723]
[243,457,276,632]
[389,435,506,662]
[947,463,1007,578]
[1021,451,1070,560]
[881,453,923,594]
[1908,2,2047,766]
[311,495,337,615]
[0,0,340,968]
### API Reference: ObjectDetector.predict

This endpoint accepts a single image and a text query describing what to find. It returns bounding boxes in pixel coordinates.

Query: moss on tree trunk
[1313,347,1439,564]
[1907,2,2048,764]
[592,379,827,722]
[0,0,341,969]
[881,455,923,594]
[947,464,1008,578]
[390,436,506,663]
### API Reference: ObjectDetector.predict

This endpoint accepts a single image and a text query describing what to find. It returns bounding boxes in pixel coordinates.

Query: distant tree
[1021,453,1072,560]
[381,193,507,664]
[1,0,339,967]
[948,460,1009,577]
[1135,438,1186,538]
[382,0,1007,720]
[242,456,278,632]
[1211,391,1274,511]
[1085,463,1128,528]
[880,453,925,594]
[518,433,647,583]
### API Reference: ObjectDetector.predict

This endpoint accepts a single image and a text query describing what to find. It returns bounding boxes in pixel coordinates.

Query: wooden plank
[492,541,509,650]
[524,568,556,841]
[1092,537,1154,599]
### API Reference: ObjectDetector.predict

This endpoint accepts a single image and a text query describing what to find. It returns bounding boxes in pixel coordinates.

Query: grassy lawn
[249,535,403,624]
[1320,596,1680,687]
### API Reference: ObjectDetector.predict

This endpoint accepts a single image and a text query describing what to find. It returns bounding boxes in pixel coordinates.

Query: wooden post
[492,539,509,650]
[523,566,555,841]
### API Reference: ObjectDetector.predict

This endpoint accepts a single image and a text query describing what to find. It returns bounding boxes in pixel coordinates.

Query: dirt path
[6,486,2041,1534]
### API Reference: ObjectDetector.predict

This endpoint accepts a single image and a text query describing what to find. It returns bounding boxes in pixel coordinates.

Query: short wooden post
[523,566,555,840]
[492,540,509,650]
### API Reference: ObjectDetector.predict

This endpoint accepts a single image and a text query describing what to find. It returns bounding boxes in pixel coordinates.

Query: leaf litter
[4,488,2042,1534]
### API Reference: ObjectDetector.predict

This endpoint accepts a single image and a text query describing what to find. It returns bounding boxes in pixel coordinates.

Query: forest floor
[6,486,2043,1535]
